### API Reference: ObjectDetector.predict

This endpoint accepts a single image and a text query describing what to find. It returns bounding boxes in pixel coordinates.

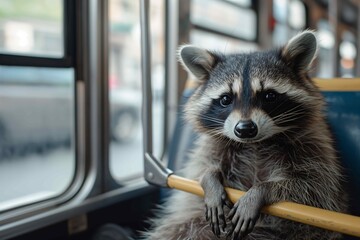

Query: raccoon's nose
[234,120,258,139]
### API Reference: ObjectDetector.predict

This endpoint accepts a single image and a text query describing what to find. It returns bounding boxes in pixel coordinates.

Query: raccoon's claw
[226,191,263,239]
[204,190,232,237]
[205,204,226,237]
[227,218,255,240]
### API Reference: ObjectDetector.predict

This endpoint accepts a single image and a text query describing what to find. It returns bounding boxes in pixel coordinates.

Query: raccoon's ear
[281,31,318,72]
[178,45,219,82]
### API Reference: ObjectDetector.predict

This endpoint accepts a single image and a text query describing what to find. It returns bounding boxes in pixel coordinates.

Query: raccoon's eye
[264,91,278,102]
[220,94,233,107]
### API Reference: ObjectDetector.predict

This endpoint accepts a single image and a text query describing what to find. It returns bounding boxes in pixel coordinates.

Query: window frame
[0,0,164,238]
[190,0,260,43]
[0,0,85,223]
[0,0,76,68]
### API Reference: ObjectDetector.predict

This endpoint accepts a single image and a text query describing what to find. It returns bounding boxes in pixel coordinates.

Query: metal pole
[140,0,173,187]
[140,0,153,155]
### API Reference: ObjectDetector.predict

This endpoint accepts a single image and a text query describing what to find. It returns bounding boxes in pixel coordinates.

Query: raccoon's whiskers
[266,99,296,116]
[198,114,224,125]
[271,104,305,121]
[274,111,305,124]
[205,129,224,139]
[280,130,305,147]
[272,106,306,124]
[205,128,236,147]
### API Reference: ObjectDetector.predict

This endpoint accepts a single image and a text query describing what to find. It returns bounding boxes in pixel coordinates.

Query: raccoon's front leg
[200,169,232,237]
[227,187,265,240]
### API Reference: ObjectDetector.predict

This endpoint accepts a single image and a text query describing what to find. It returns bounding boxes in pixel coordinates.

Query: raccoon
[143,31,347,240]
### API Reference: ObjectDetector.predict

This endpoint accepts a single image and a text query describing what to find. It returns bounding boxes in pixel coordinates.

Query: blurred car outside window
[0,66,75,212]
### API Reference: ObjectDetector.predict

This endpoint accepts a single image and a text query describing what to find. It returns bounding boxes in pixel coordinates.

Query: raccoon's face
[180,31,321,143]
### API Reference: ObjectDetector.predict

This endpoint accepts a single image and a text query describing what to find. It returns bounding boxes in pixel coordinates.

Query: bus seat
[323,92,360,215]
[167,89,360,239]
[167,88,198,172]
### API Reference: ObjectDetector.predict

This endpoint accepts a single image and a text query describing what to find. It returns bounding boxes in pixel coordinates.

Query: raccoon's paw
[205,192,233,237]
[226,191,264,240]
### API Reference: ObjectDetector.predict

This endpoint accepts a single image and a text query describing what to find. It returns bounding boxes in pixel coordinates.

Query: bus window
[191,0,257,41]
[173,0,259,96]
[190,29,258,53]
[0,1,76,212]
[288,0,306,30]
[0,67,75,211]
[339,31,357,78]
[108,0,165,181]
[0,0,63,58]
[272,0,307,45]
[317,19,335,78]
[272,0,290,45]
[272,0,360,78]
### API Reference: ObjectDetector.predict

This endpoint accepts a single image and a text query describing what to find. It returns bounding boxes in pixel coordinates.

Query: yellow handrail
[167,175,360,238]
[314,78,360,91]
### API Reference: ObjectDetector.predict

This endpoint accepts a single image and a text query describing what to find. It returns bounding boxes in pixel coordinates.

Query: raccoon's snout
[234,120,258,139]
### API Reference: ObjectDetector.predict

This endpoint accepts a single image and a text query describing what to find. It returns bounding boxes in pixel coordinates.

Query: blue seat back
[323,92,360,226]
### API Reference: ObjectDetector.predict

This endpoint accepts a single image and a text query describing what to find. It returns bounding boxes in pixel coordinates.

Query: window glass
[191,0,257,41]
[288,0,306,30]
[190,30,258,53]
[317,19,335,78]
[226,0,251,8]
[0,66,75,211]
[272,0,290,45]
[272,0,360,78]
[0,0,63,57]
[108,0,165,181]
[273,0,288,23]
[339,31,356,78]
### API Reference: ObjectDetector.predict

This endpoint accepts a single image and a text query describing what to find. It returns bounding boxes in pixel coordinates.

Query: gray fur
[143,31,347,240]
[281,30,317,72]
[179,45,219,81]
